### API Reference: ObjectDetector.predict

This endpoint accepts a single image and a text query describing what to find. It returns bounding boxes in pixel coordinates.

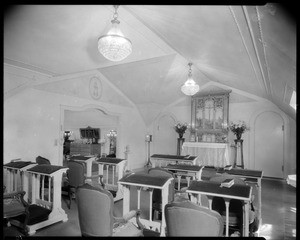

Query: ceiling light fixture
[181,62,200,96]
[98,5,132,62]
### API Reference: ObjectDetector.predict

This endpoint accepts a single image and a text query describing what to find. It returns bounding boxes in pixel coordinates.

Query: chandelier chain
[113,5,119,20]
[188,62,193,77]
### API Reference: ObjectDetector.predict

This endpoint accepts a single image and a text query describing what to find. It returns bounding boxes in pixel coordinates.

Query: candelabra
[145,134,152,168]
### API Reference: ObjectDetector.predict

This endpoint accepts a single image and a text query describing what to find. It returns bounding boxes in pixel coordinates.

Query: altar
[181,142,229,167]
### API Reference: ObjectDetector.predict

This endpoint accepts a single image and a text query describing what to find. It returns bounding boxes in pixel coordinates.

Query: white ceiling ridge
[124,5,192,68]
[4,58,56,77]
[255,6,273,98]
[243,6,271,98]
[229,6,265,91]
[267,38,296,64]
[4,81,32,101]
[122,5,175,55]
[34,69,100,85]
[95,70,139,110]
[98,53,177,70]
[196,62,251,81]
[206,81,267,103]
[164,95,190,110]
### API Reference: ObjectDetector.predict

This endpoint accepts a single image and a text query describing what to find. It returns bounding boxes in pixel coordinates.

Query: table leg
[257,178,262,226]
[148,189,153,222]
[122,186,130,216]
[186,176,191,187]
[244,201,250,237]
[98,164,103,184]
[177,175,181,190]
[137,187,141,209]
[85,160,92,182]
[190,193,197,204]
[225,200,230,237]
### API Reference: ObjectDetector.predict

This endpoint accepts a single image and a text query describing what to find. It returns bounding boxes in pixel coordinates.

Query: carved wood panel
[191,91,231,143]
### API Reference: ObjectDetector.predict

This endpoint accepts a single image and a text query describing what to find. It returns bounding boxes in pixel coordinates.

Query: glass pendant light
[98,5,132,62]
[181,62,199,96]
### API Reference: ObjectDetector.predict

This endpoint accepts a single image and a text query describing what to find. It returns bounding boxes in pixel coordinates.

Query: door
[254,111,284,178]
[153,115,177,155]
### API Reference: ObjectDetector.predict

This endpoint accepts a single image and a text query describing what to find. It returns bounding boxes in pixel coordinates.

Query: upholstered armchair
[62,160,103,209]
[36,156,51,190]
[76,183,144,236]
[36,156,51,165]
[164,201,224,236]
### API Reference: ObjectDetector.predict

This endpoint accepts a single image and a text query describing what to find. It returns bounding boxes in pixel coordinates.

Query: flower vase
[236,132,242,140]
[177,137,185,155]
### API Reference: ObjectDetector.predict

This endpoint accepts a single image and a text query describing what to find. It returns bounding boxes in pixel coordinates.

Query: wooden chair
[76,183,144,236]
[3,190,30,237]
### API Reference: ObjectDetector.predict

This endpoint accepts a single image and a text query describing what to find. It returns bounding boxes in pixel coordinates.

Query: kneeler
[94,157,128,202]
[9,164,68,235]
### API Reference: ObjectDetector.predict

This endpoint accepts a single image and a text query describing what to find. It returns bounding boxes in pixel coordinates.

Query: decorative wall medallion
[89,76,102,100]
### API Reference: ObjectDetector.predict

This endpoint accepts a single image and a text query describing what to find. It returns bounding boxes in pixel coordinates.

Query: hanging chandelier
[181,62,200,96]
[98,5,132,62]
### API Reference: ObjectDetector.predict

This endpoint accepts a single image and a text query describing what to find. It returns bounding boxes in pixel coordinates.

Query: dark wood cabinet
[70,143,101,156]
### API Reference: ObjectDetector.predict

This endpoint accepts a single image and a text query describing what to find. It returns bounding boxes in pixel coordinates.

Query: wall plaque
[89,76,102,100]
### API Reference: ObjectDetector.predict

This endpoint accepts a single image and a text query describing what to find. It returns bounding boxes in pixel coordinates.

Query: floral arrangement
[229,121,249,139]
[174,122,188,138]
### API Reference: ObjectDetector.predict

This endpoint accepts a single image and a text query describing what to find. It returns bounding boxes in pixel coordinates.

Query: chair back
[76,183,114,236]
[148,167,175,203]
[36,156,51,165]
[67,160,86,188]
[210,175,245,231]
[164,201,224,236]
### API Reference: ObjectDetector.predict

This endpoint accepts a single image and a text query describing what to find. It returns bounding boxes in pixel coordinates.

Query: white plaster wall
[153,97,296,178]
[4,67,147,169]
[3,66,296,177]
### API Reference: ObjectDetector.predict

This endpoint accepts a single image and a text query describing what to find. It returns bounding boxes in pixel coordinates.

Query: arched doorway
[58,104,120,166]
[153,114,177,155]
[254,111,284,178]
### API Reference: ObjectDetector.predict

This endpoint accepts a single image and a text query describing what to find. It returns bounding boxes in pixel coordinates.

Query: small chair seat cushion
[113,222,143,236]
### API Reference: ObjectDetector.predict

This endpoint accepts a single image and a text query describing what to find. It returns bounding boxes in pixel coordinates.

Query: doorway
[58,104,119,166]
[254,111,284,178]
[153,114,177,155]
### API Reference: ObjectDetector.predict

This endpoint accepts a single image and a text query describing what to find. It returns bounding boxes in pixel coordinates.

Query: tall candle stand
[145,134,152,168]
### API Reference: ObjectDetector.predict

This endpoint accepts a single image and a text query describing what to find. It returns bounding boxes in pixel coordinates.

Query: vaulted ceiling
[4,4,296,121]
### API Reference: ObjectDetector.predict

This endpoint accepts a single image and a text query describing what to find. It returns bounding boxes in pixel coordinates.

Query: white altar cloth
[181,142,229,167]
